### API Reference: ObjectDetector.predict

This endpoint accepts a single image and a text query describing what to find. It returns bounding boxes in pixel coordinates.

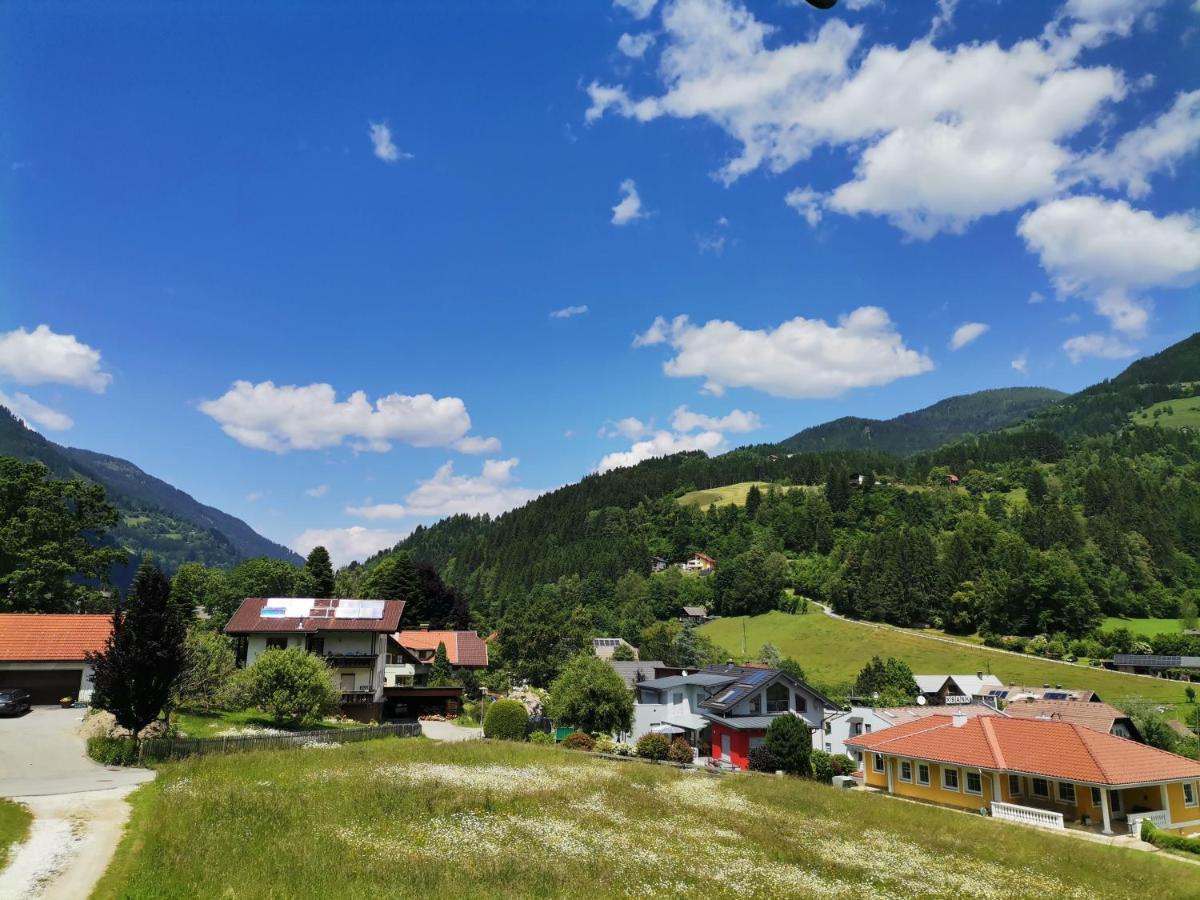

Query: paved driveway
[420,720,482,743]
[0,707,154,799]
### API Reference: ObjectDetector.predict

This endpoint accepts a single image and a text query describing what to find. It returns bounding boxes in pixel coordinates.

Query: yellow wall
[865,753,999,811]
[1166,781,1200,835]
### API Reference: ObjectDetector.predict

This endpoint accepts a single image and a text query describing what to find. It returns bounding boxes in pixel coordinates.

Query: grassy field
[1102,617,1189,637]
[0,797,32,871]
[173,708,359,738]
[93,738,1194,899]
[1130,396,1200,430]
[699,611,1193,710]
[677,481,797,508]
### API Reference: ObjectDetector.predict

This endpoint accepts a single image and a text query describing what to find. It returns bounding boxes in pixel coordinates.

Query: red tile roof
[395,630,489,667]
[846,714,1200,786]
[224,598,405,635]
[0,613,112,661]
[1001,699,1130,734]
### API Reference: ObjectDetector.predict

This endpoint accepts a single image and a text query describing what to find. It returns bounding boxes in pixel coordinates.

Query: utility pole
[742,619,747,660]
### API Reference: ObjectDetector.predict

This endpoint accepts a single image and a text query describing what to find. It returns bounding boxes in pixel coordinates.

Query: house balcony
[322,653,378,667]
[339,690,376,705]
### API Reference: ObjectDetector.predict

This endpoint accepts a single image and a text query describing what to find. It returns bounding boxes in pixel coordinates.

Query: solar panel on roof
[988,689,1008,698]
[1043,691,1069,700]
[742,670,772,685]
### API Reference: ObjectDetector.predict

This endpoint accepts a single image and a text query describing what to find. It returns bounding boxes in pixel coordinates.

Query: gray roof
[607,660,668,688]
[1113,654,1200,668]
[701,712,814,732]
[681,606,708,617]
[637,672,734,691]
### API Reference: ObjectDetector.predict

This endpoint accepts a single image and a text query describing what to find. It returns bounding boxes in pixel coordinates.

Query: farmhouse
[678,605,710,625]
[1111,653,1200,675]
[0,613,111,703]
[848,713,1200,836]
[590,636,637,659]
[384,628,488,718]
[914,673,1004,706]
[680,553,716,574]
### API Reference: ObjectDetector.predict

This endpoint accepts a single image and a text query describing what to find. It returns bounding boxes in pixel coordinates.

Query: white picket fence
[991,801,1065,830]
[1127,810,1170,835]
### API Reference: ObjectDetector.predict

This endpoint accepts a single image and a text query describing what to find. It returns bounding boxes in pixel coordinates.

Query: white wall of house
[245,632,387,701]
[631,682,716,742]
[823,706,894,762]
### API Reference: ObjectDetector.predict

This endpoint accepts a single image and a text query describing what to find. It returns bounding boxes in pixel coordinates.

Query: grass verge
[0,797,32,871]
[172,707,359,738]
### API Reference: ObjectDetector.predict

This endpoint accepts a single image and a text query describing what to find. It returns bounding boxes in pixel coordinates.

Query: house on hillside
[699,664,840,770]
[225,597,405,722]
[679,606,710,625]
[0,613,112,704]
[823,702,1003,763]
[680,553,716,575]
[629,671,738,753]
[1001,698,1141,741]
[848,712,1200,836]
[383,628,488,718]
[1110,653,1200,676]
[591,637,637,660]
[993,684,1103,703]
[606,659,680,689]
[913,673,1004,706]
[650,557,669,573]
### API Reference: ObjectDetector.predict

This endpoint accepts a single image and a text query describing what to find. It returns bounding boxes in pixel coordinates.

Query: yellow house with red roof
[847,712,1200,837]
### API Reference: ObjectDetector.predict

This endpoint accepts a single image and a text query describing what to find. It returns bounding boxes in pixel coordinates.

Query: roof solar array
[743,670,772,685]
[1043,691,1070,700]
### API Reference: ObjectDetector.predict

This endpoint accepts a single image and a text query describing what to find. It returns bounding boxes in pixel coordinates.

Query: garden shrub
[1141,820,1200,856]
[635,733,671,760]
[764,714,812,776]
[810,749,834,781]
[829,753,857,776]
[562,731,596,751]
[667,737,694,764]
[748,745,782,773]
[238,648,339,727]
[593,736,616,754]
[528,731,554,745]
[483,699,529,741]
[87,735,138,766]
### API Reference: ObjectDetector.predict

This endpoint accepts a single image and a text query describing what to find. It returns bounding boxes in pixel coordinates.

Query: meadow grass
[93,738,1195,899]
[0,797,32,871]
[173,707,359,737]
[1130,396,1200,430]
[700,611,1192,710]
[1102,617,1190,638]
[676,481,802,508]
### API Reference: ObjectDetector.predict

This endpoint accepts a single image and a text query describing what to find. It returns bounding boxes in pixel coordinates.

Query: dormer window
[766,683,790,713]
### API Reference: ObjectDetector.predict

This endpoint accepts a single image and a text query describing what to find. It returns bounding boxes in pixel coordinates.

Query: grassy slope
[173,708,359,738]
[1101,617,1190,638]
[0,797,32,871]
[93,739,1192,899]
[700,611,1193,709]
[676,481,793,508]
[1129,396,1200,430]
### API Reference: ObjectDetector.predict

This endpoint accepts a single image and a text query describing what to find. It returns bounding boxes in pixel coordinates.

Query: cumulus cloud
[550,305,589,319]
[784,187,824,227]
[0,390,73,431]
[599,416,653,439]
[1028,291,1046,305]
[634,306,932,399]
[292,526,409,567]
[346,458,543,520]
[198,380,473,454]
[1062,332,1137,363]
[670,405,760,433]
[304,484,329,498]
[368,122,411,163]
[618,32,656,58]
[949,322,989,350]
[597,429,725,473]
[1079,90,1200,199]
[1011,353,1029,374]
[1018,196,1200,336]
[611,178,647,225]
[0,325,111,392]
[454,435,503,454]
[614,0,657,19]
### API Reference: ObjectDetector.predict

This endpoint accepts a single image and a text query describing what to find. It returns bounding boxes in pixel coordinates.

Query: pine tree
[305,546,335,598]
[88,559,189,743]
[428,641,456,687]
[744,484,763,519]
[824,462,851,513]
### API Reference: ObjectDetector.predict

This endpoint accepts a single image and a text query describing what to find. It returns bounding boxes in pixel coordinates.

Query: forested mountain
[0,407,300,572]
[782,387,1066,455]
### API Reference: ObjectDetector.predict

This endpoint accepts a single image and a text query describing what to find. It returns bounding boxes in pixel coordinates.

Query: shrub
[528,731,554,745]
[173,628,236,712]
[483,699,529,741]
[667,737,694,764]
[87,735,138,766]
[562,731,596,751]
[546,653,634,736]
[829,753,857,777]
[764,714,812,776]
[239,648,340,727]
[593,736,616,754]
[1141,820,1200,856]
[748,745,782,773]
[810,749,834,781]
[635,733,671,760]
[612,742,636,757]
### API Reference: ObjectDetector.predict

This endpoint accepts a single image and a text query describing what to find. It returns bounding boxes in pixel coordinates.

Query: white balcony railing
[991,802,1064,830]
[1127,810,1170,835]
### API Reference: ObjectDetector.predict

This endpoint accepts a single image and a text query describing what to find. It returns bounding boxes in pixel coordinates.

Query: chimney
[1042,683,1050,689]
[952,711,967,728]
[976,671,983,679]
[419,623,430,632]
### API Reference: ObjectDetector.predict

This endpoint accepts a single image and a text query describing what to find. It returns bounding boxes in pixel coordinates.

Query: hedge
[483,699,529,741]
[1141,820,1200,856]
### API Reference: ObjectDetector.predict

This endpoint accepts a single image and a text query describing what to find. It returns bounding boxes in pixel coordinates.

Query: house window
[873,754,885,773]
[824,722,831,735]
[1009,775,1022,797]
[766,683,790,713]
[1032,778,1050,798]
[1184,782,1197,807]
[899,761,912,782]
[265,637,287,651]
[306,636,325,655]
[864,724,872,734]
[1091,787,1102,806]
[671,691,684,706]
[943,768,960,791]
[825,743,832,753]
[1057,782,1076,804]
[965,772,983,795]
[795,696,807,713]
[917,764,930,786]
[750,695,762,714]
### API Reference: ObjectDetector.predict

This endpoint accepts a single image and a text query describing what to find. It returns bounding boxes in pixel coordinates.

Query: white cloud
[597,429,725,473]
[292,526,409,567]
[927,0,959,41]
[635,306,932,399]
[614,0,657,19]
[346,458,543,520]
[611,178,647,225]
[550,305,589,319]
[949,322,989,350]
[1028,291,1045,304]
[246,491,264,502]
[1011,353,1029,374]
[670,405,760,433]
[1079,90,1200,199]
[586,0,1136,238]
[368,122,411,163]
[304,484,329,498]
[453,435,503,454]
[1062,332,1137,363]
[0,390,73,431]
[198,380,473,454]
[618,32,656,58]
[0,325,111,392]
[784,187,824,227]
[1018,196,1200,336]
[599,416,653,439]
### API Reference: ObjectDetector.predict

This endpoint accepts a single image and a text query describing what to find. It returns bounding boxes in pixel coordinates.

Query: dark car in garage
[0,688,32,716]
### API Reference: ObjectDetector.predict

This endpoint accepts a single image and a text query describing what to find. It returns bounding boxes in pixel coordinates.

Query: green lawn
[173,707,359,738]
[0,797,32,871]
[1102,617,1189,638]
[1130,396,1200,430]
[93,738,1193,899]
[677,481,802,508]
[699,611,1193,711]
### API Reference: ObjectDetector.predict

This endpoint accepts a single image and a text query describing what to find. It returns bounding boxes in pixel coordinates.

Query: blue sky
[2,0,1198,564]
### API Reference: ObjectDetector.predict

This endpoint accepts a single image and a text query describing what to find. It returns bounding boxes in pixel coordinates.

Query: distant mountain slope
[0,407,301,570]
[782,387,1067,455]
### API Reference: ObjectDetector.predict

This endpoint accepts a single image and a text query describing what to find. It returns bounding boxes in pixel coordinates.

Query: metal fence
[140,721,422,761]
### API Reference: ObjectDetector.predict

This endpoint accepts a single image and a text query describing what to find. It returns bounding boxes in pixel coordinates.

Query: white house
[0,613,111,703]
[629,671,736,747]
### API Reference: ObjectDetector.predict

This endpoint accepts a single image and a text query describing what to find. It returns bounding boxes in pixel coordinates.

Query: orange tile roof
[846,714,1200,786]
[1002,699,1129,734]
[395,630,489,667]
[0,613,112,661]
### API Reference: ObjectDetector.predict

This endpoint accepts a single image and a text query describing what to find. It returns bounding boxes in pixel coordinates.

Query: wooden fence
[140,721,422,761]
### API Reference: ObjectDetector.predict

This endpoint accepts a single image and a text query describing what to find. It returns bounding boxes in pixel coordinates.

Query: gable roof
[607,660,671,688]
[699,664,840,713]
[842,702,1004,727]
[914,674,1003,696]
[1000,699,1134,736]
[0,613,112,661]
[394,630,489,667]
[681,606,708,617]
[846,714,1200,786]
[224,598,405,634]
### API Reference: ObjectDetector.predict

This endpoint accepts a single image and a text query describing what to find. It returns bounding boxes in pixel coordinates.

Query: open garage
[0,613,111,705]
[0,668,84,704]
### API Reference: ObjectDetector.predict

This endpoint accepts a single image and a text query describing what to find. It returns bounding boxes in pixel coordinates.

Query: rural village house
[1002,699,1141,741]
[386,628,489,718]
[823,702,1002,762]
[590,636,637,660]
[0,613,112,704]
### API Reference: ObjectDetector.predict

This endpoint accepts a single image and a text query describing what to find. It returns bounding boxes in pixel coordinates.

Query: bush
[667,737,694,764]
[811,749,834,781]
[829,753,857,776]
[764,714,812,776]
[528,731,554,745]
[593,736,616,754]
[173,628,236,712]
[748,745,782,773]
[635,733,671,760]
[238,648,340,727]
[483,699,529,741]
[1141,820,1200,856]
[546,653,634,736]
[87,735,138,766]
[562,731,596,751]
[612,742,636,757]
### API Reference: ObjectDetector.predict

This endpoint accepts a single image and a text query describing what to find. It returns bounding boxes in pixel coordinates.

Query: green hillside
[783,387,1067,455]
[1129,396,1200,430]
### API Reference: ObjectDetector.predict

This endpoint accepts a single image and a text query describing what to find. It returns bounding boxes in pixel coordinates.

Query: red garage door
[0,669,82,704]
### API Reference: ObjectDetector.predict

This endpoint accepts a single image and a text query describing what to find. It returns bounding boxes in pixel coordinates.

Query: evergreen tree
[744,484,763,519]
[824,462,851,513]
[427,641,456,687]
[763,713,812,776]
[304,546,335,598]
[88,559,189,743]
